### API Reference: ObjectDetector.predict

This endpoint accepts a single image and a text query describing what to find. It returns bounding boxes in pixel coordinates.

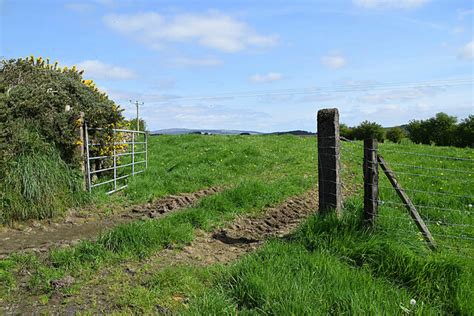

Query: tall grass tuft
[0,147,87,223]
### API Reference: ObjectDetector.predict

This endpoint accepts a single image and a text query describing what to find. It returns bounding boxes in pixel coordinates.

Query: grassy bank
[1,134,316,223]
[63,134,318,216]
[0,134,316,307]
[183,207,471,314]
[178,140,473,315]
[1,136,472,314]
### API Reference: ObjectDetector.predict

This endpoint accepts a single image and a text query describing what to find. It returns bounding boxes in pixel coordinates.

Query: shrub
[455,115,473,148]
[340,123,354,140]
[385,127,406,144]
[406,119,430,145]
[0,56,124,165]
[0,56,124,222]
[406,113,457,146]
[353,121,385,142]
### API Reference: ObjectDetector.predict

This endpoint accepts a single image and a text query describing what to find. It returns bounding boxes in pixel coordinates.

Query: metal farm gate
[84,125,148,194]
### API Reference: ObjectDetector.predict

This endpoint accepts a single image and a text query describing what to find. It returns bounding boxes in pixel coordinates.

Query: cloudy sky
[2,0,473,132]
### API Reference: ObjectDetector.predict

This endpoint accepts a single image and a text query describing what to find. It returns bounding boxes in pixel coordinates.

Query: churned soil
[35,189,319,314]
[2,189,318,314]
[0,187,221,258]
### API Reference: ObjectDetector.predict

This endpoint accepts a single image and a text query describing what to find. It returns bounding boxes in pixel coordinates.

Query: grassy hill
[0,135,472,313]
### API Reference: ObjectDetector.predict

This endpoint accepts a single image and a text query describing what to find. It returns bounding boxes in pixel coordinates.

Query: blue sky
[1,0,473,132]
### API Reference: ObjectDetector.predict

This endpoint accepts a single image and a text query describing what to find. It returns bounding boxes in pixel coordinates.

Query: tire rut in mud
[0,187,221,258]
[80,190,319,313]
[4,189,318,314]
[167,189,318,266]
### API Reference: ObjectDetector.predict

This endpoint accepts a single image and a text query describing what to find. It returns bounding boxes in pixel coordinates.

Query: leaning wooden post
[317,108,341,215]
[363,138,378,225]
[378,156,436,250]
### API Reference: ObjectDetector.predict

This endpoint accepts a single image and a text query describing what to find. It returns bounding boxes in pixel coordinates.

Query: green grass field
[0,135,473,314]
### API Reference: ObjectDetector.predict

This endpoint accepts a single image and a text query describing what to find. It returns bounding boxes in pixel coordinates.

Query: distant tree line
[340,113,473,148]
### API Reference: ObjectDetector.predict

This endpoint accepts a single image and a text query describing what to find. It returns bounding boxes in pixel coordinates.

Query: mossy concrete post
[317,108,341,215]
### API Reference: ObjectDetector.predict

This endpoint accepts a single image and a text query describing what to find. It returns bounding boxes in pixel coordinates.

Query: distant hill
[151,128,263,135]
[269,130,316,136]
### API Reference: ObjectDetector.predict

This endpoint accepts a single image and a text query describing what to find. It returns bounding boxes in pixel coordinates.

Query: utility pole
[129,100,144,131]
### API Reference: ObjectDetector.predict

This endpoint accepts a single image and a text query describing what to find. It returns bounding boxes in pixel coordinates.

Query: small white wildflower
[468,204,473,208]
[410,299,416,306]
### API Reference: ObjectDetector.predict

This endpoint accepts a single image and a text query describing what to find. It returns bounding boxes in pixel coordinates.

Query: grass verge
[0,175,311,305]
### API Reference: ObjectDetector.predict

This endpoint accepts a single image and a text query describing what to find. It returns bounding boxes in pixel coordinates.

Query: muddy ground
[12,189,318,314]
[0,187,220,258]
[156,189,317,267]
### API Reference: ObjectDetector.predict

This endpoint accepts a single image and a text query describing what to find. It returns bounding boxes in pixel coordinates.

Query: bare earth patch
[0,187,220,258]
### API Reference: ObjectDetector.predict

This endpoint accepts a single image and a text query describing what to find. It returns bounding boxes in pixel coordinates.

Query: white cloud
[103,11,278,53]
[458,41,474,60]
[170,57,222,67]
[320,53,347,70]
[353,0,430,9]
[250,72,283,83]
[76,60,136,80]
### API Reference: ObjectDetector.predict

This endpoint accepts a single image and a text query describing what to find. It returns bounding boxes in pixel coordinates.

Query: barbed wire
[378,185,474,199]
[378,162,473,174]
[379,227,474,244]
[319,139,473,253]
[378,213,474,229]
[378,170,474,184]
[377,200,473,214]
[379,149,474,162]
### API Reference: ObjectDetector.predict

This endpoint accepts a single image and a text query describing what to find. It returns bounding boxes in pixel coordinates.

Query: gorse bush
[0,56,124,222]
[0,56,124,165]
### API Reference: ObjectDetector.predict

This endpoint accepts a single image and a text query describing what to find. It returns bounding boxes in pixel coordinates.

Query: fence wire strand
[334,140,474,258]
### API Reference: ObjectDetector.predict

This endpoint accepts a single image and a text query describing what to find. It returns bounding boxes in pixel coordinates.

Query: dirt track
[2,188,318,314]
[36,189,319,314]
[0,187,220,258]
[171,189,318,266]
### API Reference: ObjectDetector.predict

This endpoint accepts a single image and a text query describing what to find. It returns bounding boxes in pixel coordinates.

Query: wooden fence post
[378,156,436,250]
[363,138,378,224]
[317,108,341,215]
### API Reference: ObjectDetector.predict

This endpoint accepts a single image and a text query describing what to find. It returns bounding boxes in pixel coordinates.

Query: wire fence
[337,140,474,259]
